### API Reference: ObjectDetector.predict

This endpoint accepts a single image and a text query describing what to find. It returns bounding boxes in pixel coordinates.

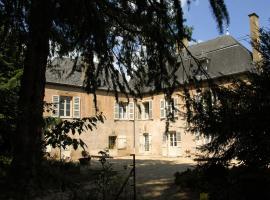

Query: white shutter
[149,101,153,119]
[176,132,181,156]
[52,95,59,117]
[114,103,119,119]
[176,132,181,143]
[160,99,165,118]
[117,135,127,149]
[149,133,152,152]
[73,96,80,118]
[139,134,144,153]
[174,97,179,117]
[129,102,134,120]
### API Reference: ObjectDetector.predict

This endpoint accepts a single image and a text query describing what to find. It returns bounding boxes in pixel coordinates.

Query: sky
[182,0,270,49]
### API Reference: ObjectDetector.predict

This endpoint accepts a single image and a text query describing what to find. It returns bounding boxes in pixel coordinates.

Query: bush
[175,164,270,200]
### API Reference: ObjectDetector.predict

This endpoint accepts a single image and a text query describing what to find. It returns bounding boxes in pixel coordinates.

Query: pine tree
[187,27,270,169]
[1,0,229,195]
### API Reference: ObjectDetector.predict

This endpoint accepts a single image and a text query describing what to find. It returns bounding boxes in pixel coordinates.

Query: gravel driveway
[111,156,196,200]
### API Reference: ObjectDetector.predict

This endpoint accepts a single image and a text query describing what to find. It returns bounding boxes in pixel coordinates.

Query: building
[43,14,259,159]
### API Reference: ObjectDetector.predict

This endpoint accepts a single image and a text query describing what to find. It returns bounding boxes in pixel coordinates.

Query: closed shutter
[149,101,153,119]
[52,95,60,117]
[114,103,119,119]
[117,135,127,149]
[160,99,165,118]
[73,96,80,118]
[129,102,134,120]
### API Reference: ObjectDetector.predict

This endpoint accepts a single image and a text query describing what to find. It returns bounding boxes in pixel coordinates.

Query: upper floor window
[137,100,153,120]
[160,98,179,119]
[52,95,80,118]
[114,102,134,120]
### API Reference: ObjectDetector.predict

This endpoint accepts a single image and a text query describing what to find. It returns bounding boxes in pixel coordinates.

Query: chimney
[176,37,189,54]
[248,13,261,62]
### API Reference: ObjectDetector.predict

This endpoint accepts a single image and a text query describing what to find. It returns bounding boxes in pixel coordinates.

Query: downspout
[133,98,136,154]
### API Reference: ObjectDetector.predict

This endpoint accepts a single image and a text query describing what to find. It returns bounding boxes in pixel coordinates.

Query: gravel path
[111,156,196,200]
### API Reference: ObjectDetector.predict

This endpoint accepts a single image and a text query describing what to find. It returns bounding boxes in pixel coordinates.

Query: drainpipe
[133,98,136,154]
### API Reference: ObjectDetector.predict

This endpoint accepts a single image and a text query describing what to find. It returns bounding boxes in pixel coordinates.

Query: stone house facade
[44,32,256,160]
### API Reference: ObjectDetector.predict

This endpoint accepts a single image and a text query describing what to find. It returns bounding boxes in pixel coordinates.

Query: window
[114,102,134,120]
[108,136,117,149]
[160,98,179,118]
[170,132,177,147]
[137,101,153,120]
[52,95,80,118]
[192,58,209,80]
[60,96,71,117]
[169,131,181,147]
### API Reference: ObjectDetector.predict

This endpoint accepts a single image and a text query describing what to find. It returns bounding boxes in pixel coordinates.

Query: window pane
[60,98,65,116]
[109,136,116,149]
[66,98,70,116]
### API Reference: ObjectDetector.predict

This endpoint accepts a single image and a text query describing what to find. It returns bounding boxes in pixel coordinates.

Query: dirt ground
[102,156,197,200]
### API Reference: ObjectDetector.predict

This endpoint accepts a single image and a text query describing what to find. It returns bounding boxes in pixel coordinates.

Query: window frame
[51,95,80,119]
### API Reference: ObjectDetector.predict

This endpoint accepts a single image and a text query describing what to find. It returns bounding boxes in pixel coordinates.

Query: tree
[0,0,229,195]
[187,27,270,169]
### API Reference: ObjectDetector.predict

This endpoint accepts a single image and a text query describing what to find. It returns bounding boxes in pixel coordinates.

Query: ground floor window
[169,132,177,147]
[108,136,117,149]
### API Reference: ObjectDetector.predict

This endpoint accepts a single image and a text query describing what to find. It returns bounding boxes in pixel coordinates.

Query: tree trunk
[9,0,52,197]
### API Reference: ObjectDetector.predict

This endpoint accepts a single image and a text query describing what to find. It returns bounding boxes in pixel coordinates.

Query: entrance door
[168,131,181,157]
[139,133,151,154]
[144,133,150,151]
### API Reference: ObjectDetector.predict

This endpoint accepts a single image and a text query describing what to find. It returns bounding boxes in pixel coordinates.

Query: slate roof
[178,35,254,82]
[46,35,254,93]
[46,57,125,91]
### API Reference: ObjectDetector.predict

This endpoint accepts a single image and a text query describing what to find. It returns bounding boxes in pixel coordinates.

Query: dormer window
[192,58,209,80]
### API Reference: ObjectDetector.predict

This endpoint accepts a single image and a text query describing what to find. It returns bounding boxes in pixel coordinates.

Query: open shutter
[160,99,165,118]
[137,104,141,120]
[149,101,153,119]
[114,102,119,119]
[149,133,152,152]
[174,97,179,117]
[139,134,144,153]
[52,95,59,117]
[73,96,80,118]
[129,102,134,120]
[176,132,181,144]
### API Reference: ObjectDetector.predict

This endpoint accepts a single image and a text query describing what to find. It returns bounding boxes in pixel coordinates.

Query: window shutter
[129,102,134,120]
[149,133,152,151]
[174,97,179,117]
[114,103,119,119]
[52,95,59,117]
[139,134,144,152]
[162,132,167,145]
[149,101,153,119]
[117,135,127,149]
[137,104,141,120]
[160,99,165,118]
[73,96,80,118]
[176,132,181,145]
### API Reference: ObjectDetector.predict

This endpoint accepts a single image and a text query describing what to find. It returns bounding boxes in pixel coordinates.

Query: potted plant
[79,150,91,165]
